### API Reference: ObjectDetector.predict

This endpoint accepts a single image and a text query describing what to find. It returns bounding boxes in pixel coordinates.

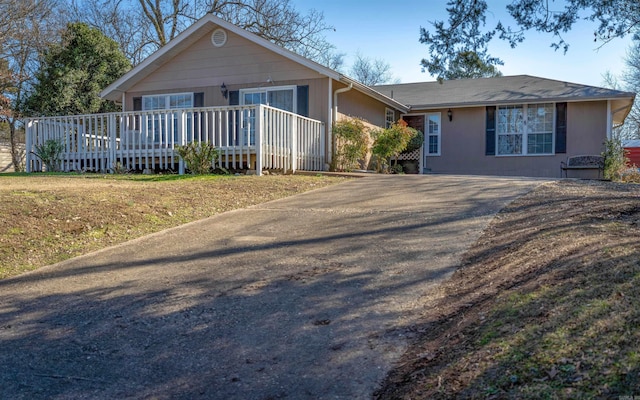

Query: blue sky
[292,0,634,88]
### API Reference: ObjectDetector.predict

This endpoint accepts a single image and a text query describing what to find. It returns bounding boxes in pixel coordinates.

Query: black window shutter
[194,92,204,107]
[485,106,496,156]
[555,102,567,154]
[297,85,309,117]
[229,90,239,106]
[193,93,204,140]
[133,97,142,131]
[227,90,240,146]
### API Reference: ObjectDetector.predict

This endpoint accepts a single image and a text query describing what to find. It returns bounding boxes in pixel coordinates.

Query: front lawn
[376,180,640,399]
[0,173,345,278]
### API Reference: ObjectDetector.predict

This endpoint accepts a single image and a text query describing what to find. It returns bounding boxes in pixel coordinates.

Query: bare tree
[601,41,640,141]
[138,0,191,47]
[0,0,63,170]
[207,0,336,64]
[0,0,38,47]
[75,0,339,68]
[350,53,394,86]
[70,0,153,66]
[622,40,640,139]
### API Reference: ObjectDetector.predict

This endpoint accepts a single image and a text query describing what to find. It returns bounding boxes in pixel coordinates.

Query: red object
[625,146,640,167]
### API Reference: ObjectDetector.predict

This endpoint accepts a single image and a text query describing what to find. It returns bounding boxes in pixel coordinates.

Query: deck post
[109,113,117,172]
[178,110,185,175]
[255,105,263,176]
[25,119,32,172]
[291,115,298,174]
[419,139,425,175]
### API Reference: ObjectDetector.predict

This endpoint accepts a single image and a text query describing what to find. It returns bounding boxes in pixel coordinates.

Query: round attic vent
[211,28,227,47]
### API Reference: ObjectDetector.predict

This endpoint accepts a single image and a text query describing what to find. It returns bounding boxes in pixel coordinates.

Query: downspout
[327,79,332,168]
[331,82,353,169]
[606,100,612,140]
[332,82,353,123]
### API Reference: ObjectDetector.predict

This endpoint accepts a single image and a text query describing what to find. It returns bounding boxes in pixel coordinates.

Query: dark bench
[560,155,604,178]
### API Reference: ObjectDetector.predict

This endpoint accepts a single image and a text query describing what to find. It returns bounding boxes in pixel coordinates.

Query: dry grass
[4,174,639,398]
[376,180,640,399]
[0,173,346,279]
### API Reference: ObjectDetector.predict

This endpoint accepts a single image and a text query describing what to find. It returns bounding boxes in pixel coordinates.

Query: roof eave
[611,95,636,126]
[339,76,410,113]
[405,95,636,111]
[101,14,343,101]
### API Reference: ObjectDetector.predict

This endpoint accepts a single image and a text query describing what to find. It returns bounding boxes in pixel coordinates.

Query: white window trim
[385,107,395,129]
[401,112,441,157]
[426,112,441,157]
[239,84,297,113]
[141,92,194,110]
[495,102,556,157]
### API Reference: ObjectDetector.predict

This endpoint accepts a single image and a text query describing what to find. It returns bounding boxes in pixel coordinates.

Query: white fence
[25,104,325,175]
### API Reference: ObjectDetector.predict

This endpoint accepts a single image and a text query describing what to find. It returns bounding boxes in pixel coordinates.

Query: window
[143,93,193,111]
[526,103,554,154]
[240,85,296,112]
[426,113,441,156]
[385,108,395,129]
[497,105,523,155]
[497,103,554,156]
[142,93,194,143]
[240,85,296,145]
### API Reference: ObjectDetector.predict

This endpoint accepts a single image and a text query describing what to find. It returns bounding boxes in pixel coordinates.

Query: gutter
[332,83,353,123]
[328,82,353,169]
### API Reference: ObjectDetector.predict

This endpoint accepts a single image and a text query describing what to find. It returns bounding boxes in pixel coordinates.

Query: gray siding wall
[413,101,608,178]
[337,84,390,128]
[125,26,329,122]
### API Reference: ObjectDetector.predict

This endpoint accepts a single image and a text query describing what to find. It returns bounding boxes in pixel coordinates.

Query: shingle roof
[373,75,634,109]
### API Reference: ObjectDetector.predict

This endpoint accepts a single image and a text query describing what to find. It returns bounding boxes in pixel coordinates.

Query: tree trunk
[9,119,24,172]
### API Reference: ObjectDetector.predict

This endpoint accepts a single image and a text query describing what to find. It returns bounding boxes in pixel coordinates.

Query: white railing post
[419,139,425,175]
[178,109,185,175]
[109,113,117,172]
[291,115,298,174]
[25,119,33,172]
[255,104,263,176]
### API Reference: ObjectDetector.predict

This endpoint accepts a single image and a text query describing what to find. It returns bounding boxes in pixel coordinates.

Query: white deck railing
[25,104,325,175]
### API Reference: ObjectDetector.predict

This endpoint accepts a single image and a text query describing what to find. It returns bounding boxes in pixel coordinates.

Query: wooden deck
[25,105,325,175]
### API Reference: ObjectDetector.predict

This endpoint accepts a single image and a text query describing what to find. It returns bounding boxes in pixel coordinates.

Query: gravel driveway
[0,175,543,399]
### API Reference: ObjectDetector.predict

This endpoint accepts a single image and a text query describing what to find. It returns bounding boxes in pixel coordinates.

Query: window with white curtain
[497,103,554,155]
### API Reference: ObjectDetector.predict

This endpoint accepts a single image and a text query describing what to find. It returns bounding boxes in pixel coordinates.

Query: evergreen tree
[25,23,130,116]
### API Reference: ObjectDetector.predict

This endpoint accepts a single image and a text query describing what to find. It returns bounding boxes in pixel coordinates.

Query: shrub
[602,138,629,181]
[331,118,370,171]
[32,138,64,172]
[371,120,418,173]
[621,166,640,183]
[176,142,219,174]
[403,129,424,153]
[109,161,131,174]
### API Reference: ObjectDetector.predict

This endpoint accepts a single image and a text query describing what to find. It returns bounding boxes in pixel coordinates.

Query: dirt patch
[375,180,640,398]
[0,174,345,278]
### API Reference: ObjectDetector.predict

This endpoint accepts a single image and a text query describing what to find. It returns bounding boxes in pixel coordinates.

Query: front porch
[25,104,325,175]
